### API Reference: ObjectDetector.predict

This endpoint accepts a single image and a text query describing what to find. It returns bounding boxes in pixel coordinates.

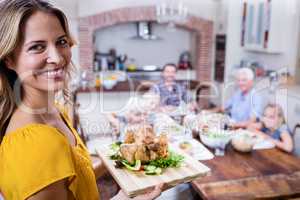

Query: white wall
[215,0,229,34]
[49,0,221,69]
[49,0,80,66]
[78,0,218,21]
[94,23,194,68]
[224,0,300,82]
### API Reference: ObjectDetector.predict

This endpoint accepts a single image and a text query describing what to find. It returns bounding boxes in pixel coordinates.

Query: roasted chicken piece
[124,130,135,144]
[149,150,159,160]
[124,125,155,144]
[119,143,137,164]
[157,134,168,158]
[135,144,150,162]
[120,126,168,163]
[134,125,155,144]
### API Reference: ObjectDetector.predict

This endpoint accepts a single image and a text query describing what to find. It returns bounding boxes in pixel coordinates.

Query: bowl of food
[199,128,233,155]
[103,79,117,89]
[231,130,255,153]
[196,113,231,132]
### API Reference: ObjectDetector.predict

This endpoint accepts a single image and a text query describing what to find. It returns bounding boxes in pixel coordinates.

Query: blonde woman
[249,103,293,153]
[0,0,162,200]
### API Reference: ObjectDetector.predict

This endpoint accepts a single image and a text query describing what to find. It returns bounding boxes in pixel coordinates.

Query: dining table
[191,146,300,200]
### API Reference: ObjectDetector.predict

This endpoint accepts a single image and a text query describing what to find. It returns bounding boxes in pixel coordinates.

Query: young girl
[0,0,162,199]
[251,103,293,153]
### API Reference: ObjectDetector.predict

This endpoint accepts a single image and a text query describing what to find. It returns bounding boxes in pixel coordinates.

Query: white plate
[253,139,275,150]
[172,139,214,160]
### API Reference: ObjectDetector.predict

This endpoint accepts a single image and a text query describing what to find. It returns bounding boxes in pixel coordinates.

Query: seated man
[223,67,264,128]
[150,63,190,112]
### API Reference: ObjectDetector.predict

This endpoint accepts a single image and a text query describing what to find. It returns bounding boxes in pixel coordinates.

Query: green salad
[204,130,231,139]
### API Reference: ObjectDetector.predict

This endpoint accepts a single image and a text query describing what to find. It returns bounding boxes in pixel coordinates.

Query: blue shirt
[261,124,291,141]
[151,81,189,107]
[225,89,263,122]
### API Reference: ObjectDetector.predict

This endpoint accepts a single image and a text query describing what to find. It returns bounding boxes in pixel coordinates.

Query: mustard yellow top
[0,111,100,200]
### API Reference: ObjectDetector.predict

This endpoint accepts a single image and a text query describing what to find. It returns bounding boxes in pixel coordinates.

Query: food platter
[96,144,210,197]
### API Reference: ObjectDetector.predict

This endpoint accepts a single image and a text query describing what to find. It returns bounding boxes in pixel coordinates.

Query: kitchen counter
[75,80,203,93]
[73,79,208,114]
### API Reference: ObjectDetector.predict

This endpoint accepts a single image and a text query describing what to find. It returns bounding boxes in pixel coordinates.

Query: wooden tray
[96,144,210,197]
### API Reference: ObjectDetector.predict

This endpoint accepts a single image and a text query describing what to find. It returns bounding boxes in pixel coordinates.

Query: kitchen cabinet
[241,0,287,53]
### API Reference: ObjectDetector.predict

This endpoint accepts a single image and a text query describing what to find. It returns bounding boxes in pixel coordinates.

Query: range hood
[130,22,162,40]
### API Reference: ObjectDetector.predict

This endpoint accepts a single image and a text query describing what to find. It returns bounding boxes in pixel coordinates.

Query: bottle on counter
[100,57,108,71]
[93,58,100,72]
[95,72,101,88]
[117,54,127,71]
[107,48,117,70]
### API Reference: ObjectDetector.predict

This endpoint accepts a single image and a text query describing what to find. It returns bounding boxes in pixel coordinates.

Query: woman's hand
[111,183,164,200]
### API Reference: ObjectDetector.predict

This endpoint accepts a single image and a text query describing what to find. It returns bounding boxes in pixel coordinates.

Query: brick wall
[78,6,213,81]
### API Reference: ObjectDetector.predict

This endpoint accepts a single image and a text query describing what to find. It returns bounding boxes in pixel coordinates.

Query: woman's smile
[35,67,65,80]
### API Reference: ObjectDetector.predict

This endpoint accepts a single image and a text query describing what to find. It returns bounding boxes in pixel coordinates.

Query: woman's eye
[29,44,45,52]
[57,39,70,47]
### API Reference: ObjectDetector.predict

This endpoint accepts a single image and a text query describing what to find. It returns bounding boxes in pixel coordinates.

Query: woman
[0,0,162,199]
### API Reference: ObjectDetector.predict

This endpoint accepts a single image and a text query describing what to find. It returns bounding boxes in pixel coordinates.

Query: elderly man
[151,63,189,111]
[224,67,264,128]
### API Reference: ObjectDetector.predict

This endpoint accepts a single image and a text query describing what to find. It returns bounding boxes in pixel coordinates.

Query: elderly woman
[224,67,264,128]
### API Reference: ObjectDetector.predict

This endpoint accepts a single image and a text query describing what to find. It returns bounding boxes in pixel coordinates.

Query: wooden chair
[293,123,300,156]
[195,84,217,112]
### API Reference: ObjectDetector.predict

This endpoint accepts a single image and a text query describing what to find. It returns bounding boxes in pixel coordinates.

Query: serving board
[96,144,210,197]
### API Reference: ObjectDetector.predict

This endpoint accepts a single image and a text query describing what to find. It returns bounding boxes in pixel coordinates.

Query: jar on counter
[95,73,101,88]
[126,58,137,71]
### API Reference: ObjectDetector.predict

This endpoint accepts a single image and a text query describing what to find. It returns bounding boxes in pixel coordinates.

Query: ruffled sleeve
[0,125,76,200]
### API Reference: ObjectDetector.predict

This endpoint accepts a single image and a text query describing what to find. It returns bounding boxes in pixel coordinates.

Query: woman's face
[262,107,280,129]
[6,11,71,93]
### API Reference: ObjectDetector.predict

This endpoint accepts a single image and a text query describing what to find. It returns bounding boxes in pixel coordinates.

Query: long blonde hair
[0,0,75,143]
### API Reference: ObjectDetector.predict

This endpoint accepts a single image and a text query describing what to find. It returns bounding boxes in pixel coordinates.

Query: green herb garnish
[149,151,184,168]
[109,141,123,160]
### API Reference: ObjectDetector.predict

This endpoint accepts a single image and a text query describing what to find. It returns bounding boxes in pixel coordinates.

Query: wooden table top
[192,146,300,200]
